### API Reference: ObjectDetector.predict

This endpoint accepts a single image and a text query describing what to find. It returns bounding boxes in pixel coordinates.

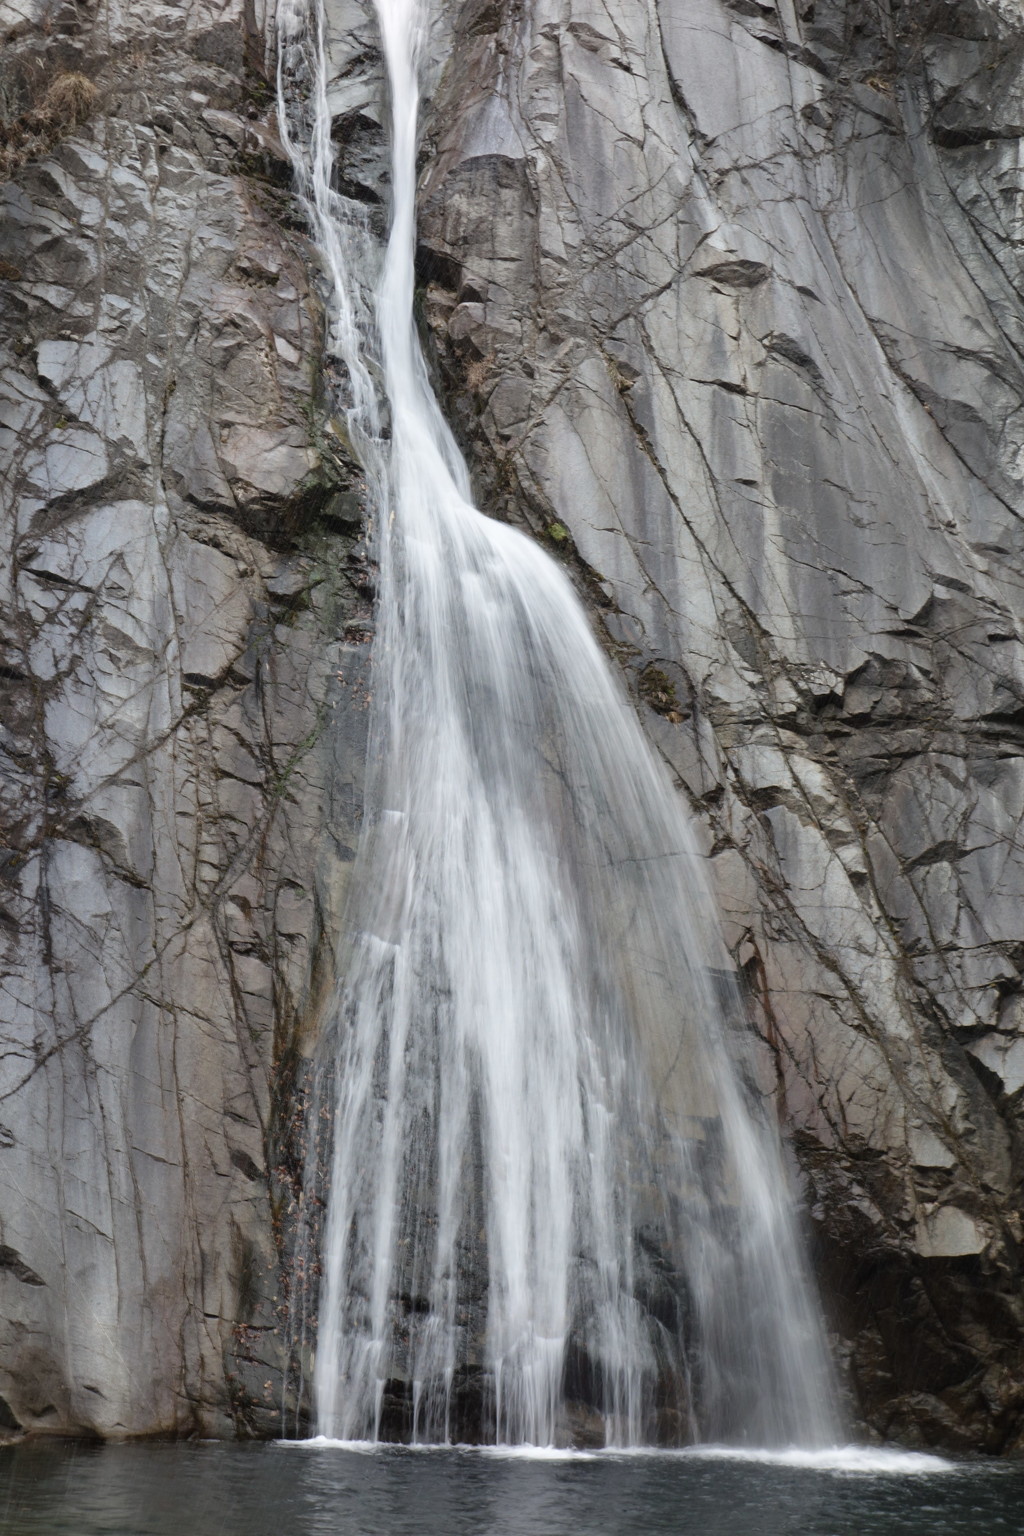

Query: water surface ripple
[1,1441,1020,1536]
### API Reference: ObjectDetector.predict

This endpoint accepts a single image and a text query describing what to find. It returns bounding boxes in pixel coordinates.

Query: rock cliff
[416,0,1024,1451]
[0,0,370,1435]
[5,0,1024,1451]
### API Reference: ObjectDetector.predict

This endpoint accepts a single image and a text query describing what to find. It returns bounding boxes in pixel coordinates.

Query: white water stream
[277,0,840,1449]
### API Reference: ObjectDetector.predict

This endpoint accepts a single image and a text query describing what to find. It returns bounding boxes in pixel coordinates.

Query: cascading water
[278,0,841,1449]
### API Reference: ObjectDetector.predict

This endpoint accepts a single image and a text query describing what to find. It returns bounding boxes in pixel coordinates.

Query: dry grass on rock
[0,70,98,181]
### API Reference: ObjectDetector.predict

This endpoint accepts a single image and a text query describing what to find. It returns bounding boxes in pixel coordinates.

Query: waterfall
[277,0,841,1449]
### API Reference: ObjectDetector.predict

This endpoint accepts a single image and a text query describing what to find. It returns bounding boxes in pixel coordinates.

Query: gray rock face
[0,0,370,1435]
[413,0,1024,1450]
[7,0,1024,1454]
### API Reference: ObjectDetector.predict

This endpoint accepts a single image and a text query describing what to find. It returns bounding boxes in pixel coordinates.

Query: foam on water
[479,1446,601,1463]
[675,1445,957,1474]
[277,1437,579,1457]
[281,1437,382,1453]
[280,1439,957,1475]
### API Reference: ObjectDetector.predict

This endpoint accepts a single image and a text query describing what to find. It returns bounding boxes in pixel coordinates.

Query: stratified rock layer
[413,0,1024,1450]
[0,0,371,1435]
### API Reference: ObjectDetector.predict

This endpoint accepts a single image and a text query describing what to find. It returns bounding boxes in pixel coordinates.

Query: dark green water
[1,1441,1021,1536]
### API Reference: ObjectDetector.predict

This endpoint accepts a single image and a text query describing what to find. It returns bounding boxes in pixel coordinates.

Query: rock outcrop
[412,0,1024,1450]
[0,0,371,1435]
[6,0,1024,1452]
